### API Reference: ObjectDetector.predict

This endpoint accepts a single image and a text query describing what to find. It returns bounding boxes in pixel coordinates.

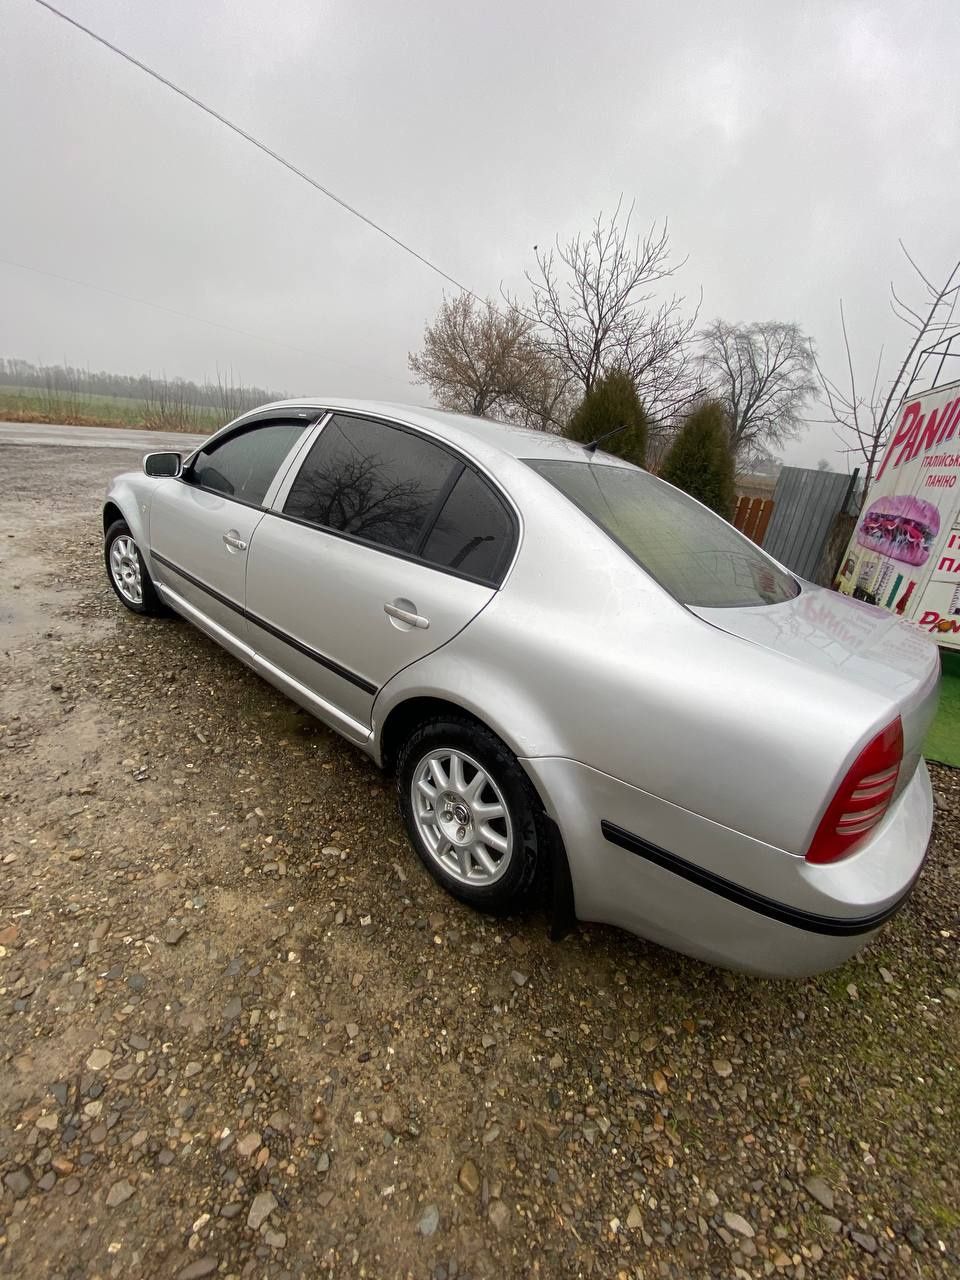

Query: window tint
[190,421,307,506]
[421,467,514,583]
[284,415,456,553]
[527,459,798,608]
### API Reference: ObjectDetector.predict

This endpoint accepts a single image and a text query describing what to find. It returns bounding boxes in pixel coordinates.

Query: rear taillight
[805,717,903,864]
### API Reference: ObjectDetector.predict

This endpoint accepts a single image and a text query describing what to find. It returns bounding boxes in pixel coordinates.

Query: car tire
[104,519,166,616]
[397,716,545,914]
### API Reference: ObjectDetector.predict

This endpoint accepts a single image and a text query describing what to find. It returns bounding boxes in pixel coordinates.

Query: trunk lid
[690,583,941,789]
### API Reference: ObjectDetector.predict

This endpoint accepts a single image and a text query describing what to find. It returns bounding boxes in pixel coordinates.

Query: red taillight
[805,717,903,864]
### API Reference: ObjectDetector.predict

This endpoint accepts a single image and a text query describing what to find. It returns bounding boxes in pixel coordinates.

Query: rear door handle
[384,602,430,630]
[222,531,248,551]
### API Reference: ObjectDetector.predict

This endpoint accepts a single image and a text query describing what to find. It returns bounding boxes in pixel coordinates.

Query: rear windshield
[526,459,799,608]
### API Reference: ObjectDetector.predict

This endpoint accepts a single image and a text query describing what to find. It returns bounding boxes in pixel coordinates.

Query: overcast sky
[2,0,958,466]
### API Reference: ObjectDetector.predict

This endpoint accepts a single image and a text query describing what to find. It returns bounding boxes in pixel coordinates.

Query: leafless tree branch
[815,245,960,495]
[699,319,816,466]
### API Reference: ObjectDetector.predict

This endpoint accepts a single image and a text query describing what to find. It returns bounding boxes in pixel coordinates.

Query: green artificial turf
[925,649,960,769]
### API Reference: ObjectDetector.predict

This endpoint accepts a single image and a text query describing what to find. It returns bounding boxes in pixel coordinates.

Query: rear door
[148,418,312,642]
[244,412,517,727]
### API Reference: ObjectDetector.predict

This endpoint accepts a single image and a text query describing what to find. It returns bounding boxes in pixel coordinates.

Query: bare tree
[699,320,816,468]
[815,243,960,495]
[519,199,701,423]
[287,449,431,544]
[409,294,567,428]
[141,377,205,431]
[215,366,259,420]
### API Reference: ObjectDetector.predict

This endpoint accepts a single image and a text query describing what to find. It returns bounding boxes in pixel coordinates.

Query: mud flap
[545,816,577,941]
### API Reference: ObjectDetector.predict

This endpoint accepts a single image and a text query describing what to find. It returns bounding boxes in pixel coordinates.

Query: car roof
[239,397,617,470]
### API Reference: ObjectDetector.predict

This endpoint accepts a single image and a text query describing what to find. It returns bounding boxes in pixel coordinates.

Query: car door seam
[150,548,378,695]
[370,580,502,730]
[150,549,245,615]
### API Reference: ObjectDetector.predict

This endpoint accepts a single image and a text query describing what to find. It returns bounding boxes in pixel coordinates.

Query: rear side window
[189,420,307,506]
[527,459,798,608]
[421,467,515,583]
[284,415,455,553]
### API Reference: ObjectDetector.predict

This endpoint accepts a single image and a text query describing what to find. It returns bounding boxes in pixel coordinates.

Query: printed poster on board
[835,380,960,649]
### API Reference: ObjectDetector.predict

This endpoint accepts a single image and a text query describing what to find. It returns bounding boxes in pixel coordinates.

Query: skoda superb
[102,400,940,975]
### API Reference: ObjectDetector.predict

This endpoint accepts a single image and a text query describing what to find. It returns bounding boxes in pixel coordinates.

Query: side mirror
[143,451,182,478]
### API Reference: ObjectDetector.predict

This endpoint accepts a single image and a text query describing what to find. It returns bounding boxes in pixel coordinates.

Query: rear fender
[371,656,565,787]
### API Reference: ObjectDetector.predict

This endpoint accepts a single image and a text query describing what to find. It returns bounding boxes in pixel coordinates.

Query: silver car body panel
[103,398,941,976]
[244,513,497,725]
[149,481,265,644]
[521,755,932,976]
[690,588,940,803]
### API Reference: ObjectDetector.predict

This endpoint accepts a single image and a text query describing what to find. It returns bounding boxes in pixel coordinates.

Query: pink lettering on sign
[917,610,960,635]
[936,400,960,444]
[914,400,957,458]
[876,401,923,481]
[875,396,960,479]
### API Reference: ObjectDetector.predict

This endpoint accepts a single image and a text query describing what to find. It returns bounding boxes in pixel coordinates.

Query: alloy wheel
[109,534,143,605]
[410,748,514,886]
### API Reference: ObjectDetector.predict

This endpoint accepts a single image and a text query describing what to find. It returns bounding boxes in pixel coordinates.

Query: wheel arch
[103,500,125,535]
[376,692,578,939]
[378,695,493,774]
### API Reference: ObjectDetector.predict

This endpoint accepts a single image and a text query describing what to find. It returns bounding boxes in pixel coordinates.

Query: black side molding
[149,549,378,696]
[600,820,918,937]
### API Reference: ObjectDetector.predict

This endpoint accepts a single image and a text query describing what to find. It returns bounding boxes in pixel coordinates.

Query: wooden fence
[733,495,774,545]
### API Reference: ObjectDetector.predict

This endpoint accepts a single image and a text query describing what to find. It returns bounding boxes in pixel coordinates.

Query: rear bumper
[521,756,933,977]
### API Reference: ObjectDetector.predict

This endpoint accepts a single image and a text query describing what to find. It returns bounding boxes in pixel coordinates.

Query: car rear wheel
[104,519,165,616]
[397,716,544,913]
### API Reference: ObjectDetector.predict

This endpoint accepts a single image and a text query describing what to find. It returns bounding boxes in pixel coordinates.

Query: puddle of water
[0,520,110,647]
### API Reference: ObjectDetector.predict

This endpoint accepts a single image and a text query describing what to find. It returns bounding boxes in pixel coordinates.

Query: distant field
[0,387,224,431]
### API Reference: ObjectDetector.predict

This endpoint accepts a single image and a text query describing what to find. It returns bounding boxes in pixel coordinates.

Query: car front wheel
[397,716,545,913]
[104,519,165,616]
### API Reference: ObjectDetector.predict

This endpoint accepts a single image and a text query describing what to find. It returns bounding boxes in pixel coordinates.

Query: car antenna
[583,422,629,453]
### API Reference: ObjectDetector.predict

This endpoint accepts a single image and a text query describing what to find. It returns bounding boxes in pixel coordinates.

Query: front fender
[103,470,157,555]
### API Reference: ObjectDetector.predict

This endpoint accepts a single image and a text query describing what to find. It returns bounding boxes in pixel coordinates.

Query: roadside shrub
[660,400,736,519]
[563,370,648,467]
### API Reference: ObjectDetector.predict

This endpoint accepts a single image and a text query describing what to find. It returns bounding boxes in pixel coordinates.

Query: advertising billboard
[835,380,960,649]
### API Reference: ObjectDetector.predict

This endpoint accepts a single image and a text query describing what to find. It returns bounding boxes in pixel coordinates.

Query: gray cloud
[2,0,957,466]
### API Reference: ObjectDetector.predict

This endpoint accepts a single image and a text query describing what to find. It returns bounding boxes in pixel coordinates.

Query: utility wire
[31,0,483,302]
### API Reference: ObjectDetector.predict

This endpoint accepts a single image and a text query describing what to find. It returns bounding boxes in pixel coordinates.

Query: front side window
[284,415,456,554]
[527,459,798,608]
[421,466,515,583]
[189,420,307,506]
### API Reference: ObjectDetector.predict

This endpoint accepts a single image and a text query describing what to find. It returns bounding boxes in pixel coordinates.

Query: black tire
[104,519,166,616]
[397,715,546,914]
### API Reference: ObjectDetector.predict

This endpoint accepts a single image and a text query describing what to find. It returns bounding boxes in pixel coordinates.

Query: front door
[148,418,311,642]
[244,413,518,728]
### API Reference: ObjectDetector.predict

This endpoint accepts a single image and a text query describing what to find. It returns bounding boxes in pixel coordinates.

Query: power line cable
[30,0,483,302]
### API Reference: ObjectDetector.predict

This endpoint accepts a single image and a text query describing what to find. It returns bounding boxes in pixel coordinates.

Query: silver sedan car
[102,399,940,976]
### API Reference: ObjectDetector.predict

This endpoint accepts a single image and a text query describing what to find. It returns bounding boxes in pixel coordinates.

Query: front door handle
[222,531,248,552]
[384,601,430,630]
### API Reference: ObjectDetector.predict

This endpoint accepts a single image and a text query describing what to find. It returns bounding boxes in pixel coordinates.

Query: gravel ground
[1,442,958,1280]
